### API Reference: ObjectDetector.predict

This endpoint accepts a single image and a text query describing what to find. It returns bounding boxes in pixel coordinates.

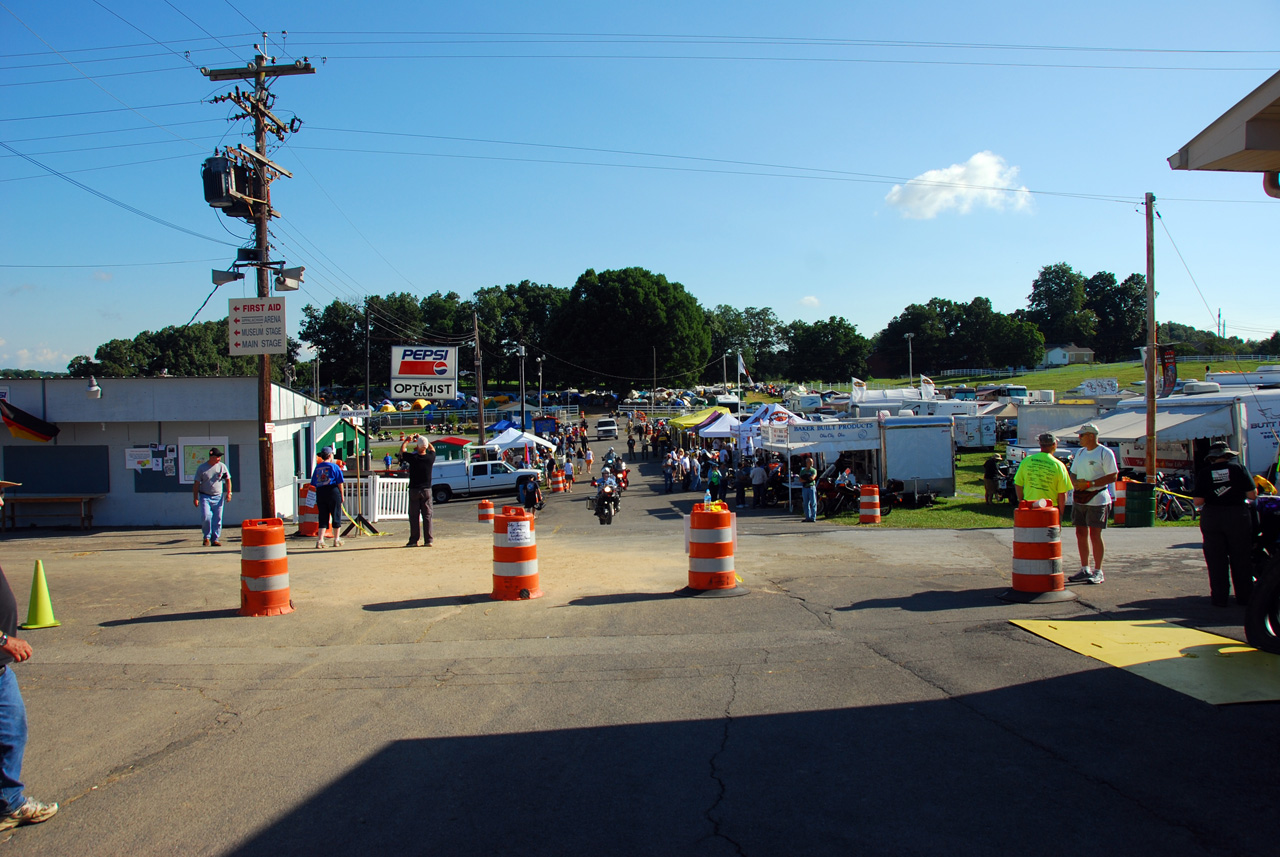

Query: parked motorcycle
[993,461,1019,503]
[816,478,860,518]
[1245,495,1280,653]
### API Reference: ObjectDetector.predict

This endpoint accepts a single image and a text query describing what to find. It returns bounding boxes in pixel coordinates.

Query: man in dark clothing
[400,435,437,547]
[0,492,59,831]
[1193,441,1257,606]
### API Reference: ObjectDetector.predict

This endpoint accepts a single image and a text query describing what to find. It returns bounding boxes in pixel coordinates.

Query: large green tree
[67,321,297,380]
[541,267,711,389]
[1084,272,1146,362]
[785,316,871,381]
[1025,262,1097,345]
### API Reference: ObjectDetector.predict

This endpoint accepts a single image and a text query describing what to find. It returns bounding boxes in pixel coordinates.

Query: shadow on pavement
[99,608,241,626]
[567,592,679,606]
[837,588,1009,612]
[223,674,1280,857]
[363,593,490,611]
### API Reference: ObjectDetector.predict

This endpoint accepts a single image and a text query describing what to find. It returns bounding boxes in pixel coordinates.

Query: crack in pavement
[765,576,834,629]
[701,665,747,857]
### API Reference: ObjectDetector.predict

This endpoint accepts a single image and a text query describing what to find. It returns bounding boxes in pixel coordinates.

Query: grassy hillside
[878,358,1273,396]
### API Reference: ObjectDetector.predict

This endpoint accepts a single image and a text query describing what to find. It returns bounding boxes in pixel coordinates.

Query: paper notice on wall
[125,449,152,471]
[164,458,176,477]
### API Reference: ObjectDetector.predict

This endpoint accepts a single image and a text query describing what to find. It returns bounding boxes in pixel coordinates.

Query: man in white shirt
[1068,424,1118,585]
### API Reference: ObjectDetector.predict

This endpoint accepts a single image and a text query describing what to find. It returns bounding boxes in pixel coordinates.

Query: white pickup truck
[430,459,542,504]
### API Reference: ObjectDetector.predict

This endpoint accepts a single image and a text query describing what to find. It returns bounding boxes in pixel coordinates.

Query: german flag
[0,400,60,442]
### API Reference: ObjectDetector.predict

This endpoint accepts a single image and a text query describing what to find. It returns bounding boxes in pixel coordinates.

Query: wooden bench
[1,495,106,532]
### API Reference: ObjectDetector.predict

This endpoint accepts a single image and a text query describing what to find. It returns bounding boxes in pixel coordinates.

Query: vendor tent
[487,428,557,451]
[669,407,729,429]
[740,403,798,427]
[698,413,741,437]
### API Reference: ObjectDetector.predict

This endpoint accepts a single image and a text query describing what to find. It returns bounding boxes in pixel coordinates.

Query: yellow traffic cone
[19,560,60,630]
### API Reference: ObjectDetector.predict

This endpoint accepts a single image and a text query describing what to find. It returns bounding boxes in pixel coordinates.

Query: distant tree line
[61,262,1279,388]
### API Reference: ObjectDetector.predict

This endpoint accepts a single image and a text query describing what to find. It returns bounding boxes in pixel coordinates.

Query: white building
[1042,344,1095,368]
[0,377,327,528]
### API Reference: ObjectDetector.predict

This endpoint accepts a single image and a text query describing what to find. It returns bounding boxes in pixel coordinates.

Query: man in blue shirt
[310,447,345,549]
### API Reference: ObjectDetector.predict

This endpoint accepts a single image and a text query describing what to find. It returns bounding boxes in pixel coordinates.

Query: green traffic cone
[19,560,60,629]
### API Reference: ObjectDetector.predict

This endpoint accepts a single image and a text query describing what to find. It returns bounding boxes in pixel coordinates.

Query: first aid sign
[391,345,458,400]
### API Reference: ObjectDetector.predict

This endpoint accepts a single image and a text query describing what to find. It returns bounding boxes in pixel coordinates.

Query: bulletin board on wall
[133,440,239,494]
[2,445,110,494]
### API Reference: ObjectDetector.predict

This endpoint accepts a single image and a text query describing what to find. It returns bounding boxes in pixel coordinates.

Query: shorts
[1072,503,1110,529]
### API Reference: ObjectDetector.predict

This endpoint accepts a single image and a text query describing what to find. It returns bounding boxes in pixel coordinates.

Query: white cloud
[15,346,71,370]
[885,151,1031,220]
[93,270,113,282]
[799,296,819,308]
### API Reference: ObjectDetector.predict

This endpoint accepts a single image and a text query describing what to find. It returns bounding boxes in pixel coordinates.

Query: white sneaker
[1088,568,1105,584]
[315,538,326,549]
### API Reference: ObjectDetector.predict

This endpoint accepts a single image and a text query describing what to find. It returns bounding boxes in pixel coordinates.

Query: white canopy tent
[484,428,557,451]
[698,413,741,438]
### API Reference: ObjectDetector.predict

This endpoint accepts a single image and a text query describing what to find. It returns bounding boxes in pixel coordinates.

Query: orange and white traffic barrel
[1113,478,1127,526]
[859,485,881,523]
[297,484,333,539]
[240,518,294,617]
[549,469,566,493]
[478,499,495,524]
[1000,501,1077,604]
[298,484,319,537]
[492,506,542,600]
[679,502,748,598]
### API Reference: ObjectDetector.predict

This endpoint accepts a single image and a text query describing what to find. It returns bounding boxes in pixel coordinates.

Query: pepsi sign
[390,345,458,400]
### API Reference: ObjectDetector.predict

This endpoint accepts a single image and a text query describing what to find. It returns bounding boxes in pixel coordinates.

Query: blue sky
[3,0,1279,372]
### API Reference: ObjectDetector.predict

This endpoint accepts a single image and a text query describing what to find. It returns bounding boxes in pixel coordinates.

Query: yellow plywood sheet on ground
[1012,619,1280,705]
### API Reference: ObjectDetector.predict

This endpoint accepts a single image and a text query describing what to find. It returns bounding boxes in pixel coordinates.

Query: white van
[595,417,618,440]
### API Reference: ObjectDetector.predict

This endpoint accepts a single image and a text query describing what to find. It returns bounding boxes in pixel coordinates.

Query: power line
[0,141,236,245]
[0,257,224,268]
[0,100,205,122]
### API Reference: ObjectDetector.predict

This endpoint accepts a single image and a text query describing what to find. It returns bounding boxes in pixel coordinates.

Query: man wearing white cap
[1068,423,1118,585]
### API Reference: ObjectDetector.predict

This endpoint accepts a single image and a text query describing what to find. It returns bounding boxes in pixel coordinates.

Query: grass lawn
[827,448,1200,529]
[871,358,1272,396]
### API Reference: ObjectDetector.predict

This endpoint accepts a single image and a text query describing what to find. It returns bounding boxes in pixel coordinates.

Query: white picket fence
[293,475,410,523]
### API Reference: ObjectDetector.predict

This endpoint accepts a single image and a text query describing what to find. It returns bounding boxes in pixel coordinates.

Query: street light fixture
[904,333,915,387]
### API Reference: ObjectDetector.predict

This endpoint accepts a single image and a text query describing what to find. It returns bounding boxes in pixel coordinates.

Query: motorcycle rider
[595,467,620,513]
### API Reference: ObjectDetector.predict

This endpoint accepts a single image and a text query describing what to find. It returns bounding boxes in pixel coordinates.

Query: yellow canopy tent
[668,406,730,429]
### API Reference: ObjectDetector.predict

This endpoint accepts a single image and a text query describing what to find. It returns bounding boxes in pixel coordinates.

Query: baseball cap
[1076,423,1100,436]
[320,446,334,457]
[209,447,223,456]
[1038,432,1057,446]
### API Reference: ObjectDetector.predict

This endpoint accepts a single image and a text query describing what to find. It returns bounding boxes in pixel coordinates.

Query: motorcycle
[1245,495,1280,653]
[816,477,861,518]
[993,461,1019,503]
[590,480,621,525]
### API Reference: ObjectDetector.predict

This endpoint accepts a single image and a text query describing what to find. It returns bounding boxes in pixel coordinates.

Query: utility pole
[364,298,371,410]
[202,39,314,519]
[1145,192,1157,482]
[517,344,527,433]
[474,312,486,445]
[904,333,915,386]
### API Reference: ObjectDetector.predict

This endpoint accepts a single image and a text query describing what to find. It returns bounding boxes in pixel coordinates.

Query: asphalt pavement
[0,435,1276,856]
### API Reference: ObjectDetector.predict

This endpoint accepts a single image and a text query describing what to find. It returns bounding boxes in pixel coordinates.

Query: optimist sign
[391,345,457,400]
[229,298,287,355]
